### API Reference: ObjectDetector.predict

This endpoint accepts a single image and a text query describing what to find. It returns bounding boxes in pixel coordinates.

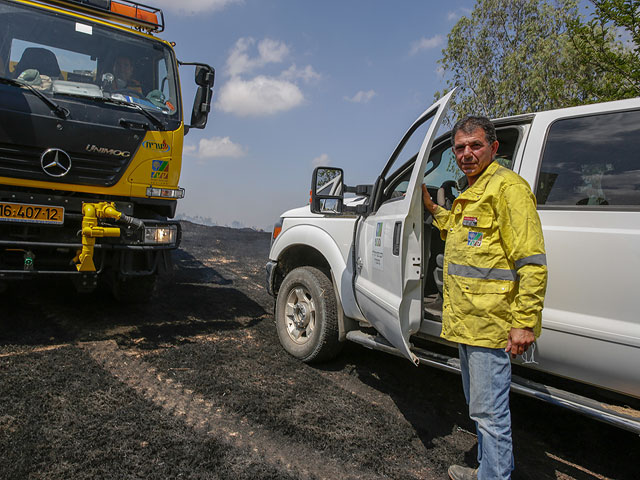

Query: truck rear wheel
[275,266,343,363]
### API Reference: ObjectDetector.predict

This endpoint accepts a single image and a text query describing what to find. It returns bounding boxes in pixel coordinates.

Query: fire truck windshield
[0,1,180,119]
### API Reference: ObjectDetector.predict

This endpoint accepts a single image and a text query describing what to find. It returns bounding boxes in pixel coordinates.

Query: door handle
[392,221,401,256]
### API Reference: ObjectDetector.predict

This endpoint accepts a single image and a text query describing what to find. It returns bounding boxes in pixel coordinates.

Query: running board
[346,330,640,435]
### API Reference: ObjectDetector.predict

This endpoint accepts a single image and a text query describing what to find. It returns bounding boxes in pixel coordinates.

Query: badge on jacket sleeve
[467,231,483,247]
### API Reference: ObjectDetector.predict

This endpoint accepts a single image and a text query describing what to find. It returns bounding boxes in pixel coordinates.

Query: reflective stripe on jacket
[433,161,548,349]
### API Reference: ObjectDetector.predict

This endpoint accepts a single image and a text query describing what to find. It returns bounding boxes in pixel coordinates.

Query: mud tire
[275,266,343,363]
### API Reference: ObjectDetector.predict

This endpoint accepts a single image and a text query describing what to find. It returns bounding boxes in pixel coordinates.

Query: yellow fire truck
[0,0,214,301]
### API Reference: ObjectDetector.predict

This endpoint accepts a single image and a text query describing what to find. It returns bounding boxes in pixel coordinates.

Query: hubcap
[284,286,316,345]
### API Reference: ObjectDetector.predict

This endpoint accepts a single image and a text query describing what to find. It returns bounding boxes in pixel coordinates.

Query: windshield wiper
[97,95,166,130]
[0,76,69,119]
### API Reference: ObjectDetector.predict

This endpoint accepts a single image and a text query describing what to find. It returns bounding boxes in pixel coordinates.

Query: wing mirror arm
[343,204,368,215]
[342,184,372,215]
[344,184,373,196]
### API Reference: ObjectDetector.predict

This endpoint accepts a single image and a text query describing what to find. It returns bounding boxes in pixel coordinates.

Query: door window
[536,110,640,207]
[425,127,521,188]
[374,114,436,208]
[387,126,522,199]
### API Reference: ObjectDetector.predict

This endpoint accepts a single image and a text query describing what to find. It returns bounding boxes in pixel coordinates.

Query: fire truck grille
[0,143,131,187]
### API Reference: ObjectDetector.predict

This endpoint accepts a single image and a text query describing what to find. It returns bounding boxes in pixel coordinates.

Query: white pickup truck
[266,91,640,433]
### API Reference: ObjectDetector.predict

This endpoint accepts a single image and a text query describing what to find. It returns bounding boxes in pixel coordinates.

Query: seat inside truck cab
[14,47,61,79]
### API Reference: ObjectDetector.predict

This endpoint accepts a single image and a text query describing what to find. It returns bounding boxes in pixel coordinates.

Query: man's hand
[505,327,535,358]
[422,184,438,215]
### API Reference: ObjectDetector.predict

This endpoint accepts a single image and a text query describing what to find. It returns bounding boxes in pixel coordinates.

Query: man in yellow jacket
[422,116,547,480]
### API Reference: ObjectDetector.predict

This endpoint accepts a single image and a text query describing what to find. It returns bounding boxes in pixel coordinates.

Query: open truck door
[353,90,455,365]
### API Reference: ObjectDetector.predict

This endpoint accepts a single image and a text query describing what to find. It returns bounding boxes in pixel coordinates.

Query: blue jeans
[459,344,514,480]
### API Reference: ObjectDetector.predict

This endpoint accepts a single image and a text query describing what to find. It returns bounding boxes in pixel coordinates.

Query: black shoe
[448,465,478,480]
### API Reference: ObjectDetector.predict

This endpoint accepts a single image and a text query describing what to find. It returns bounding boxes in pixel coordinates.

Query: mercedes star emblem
[40,148,72,177]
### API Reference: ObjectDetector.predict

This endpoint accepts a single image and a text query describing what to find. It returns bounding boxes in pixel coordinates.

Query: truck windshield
[0,1,180,119]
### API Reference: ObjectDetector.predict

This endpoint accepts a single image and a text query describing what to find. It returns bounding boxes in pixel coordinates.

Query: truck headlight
[144,225,178,245]
[146,187,185,199]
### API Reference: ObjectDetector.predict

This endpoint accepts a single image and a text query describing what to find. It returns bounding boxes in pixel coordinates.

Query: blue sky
[155,0,474,230]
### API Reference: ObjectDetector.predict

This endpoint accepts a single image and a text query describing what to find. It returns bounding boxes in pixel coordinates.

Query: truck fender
[271,224,364,325]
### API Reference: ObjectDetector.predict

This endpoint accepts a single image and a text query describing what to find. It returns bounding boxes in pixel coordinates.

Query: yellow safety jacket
[433,161,548,349]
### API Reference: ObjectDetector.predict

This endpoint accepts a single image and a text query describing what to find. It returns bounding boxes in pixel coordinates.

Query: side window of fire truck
[155,53,177,114]
[158,59,169,100]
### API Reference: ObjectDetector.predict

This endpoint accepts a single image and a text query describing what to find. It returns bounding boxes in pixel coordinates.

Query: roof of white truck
[492,96,640,124]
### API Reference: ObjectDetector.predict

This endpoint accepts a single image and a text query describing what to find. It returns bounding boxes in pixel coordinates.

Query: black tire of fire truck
[108,273,157,304]
[275,266,343,363]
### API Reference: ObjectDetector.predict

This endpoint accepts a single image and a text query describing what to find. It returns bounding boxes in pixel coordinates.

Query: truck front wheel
[275,266,343,363]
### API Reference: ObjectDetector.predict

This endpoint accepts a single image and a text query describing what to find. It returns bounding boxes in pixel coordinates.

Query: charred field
[0,221,637,480]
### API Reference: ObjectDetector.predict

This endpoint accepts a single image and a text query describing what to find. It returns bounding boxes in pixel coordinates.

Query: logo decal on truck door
[143,140,171,153]
[151,160,169,181]
[372,222,384,270]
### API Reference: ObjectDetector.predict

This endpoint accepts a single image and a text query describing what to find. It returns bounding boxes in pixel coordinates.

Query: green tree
[436,0,611,121]
[571,0,640,100]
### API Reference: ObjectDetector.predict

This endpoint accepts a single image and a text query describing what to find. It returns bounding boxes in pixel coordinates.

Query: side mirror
[195,65,215,88]
[190,84,212,129]
[311,167,344,214]
[178,61,215,131]
[190,65,215,129]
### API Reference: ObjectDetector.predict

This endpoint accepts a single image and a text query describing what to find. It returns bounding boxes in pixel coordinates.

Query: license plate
[0,202,64,225]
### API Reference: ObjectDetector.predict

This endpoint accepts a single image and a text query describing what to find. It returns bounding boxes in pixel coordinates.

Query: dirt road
[1,221,637,479]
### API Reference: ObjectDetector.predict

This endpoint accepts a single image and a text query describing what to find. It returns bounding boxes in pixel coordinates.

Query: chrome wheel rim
[284,286,316,345]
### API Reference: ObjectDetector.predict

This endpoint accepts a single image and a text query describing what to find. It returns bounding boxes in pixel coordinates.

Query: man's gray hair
[451,115,497,146]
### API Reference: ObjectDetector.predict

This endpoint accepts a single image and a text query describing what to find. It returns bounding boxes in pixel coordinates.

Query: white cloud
[153,0,242,15]
[280,64,321,83]
[226,37,290,76]
[217,36,319,117]
[409,35,444,55]
[344,89,376,104]
[312,153,330,168]
[216,76,304,116]
[183,144,197,155]
[186,136,248,159]
[258,38,290,63]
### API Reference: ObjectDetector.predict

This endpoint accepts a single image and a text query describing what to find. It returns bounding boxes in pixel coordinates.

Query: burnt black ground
[0,220,637,480]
